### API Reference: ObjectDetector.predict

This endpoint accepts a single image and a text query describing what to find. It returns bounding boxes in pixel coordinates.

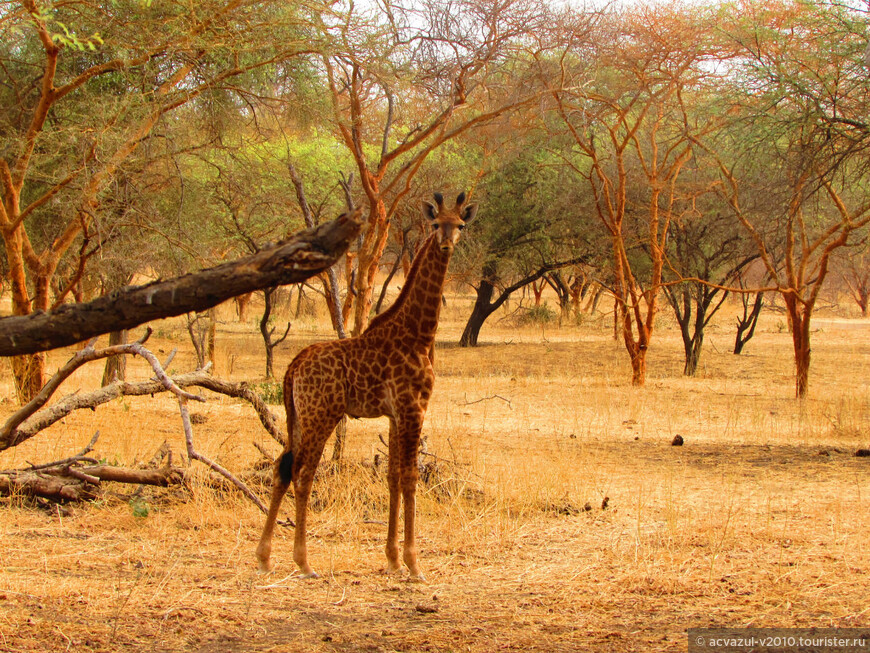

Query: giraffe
[256,191,478,580]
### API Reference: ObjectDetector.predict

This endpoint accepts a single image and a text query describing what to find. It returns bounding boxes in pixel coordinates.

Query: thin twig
[253,441,276,463]
[458,394,512,409]
[23,431,101,471]
[178,397,267,513]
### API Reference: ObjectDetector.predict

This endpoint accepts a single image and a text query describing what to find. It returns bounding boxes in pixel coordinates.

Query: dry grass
[1,292,868,652]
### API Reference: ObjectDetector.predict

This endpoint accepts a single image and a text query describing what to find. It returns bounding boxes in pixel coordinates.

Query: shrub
[516,303,557,326]
[253,380,283,405]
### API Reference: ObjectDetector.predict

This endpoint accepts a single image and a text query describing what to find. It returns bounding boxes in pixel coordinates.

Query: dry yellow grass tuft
[1,295,868,652]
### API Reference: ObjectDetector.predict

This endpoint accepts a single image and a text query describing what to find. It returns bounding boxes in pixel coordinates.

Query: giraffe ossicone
[256,192,478,580]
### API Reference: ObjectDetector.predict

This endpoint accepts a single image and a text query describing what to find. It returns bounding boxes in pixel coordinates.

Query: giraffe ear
[461,203,478,225]
[422,200,438,222]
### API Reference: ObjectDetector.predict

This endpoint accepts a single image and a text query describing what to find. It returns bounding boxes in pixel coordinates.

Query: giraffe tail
[278,449,294,484]
[277,378,295,484]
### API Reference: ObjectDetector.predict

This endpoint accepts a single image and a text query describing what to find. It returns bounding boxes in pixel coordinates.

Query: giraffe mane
[363,234,437,334]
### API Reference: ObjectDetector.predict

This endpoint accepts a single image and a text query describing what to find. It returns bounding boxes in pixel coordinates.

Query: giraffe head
[422,191,478,253]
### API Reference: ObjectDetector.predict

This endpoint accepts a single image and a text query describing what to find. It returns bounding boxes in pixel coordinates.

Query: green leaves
[39,14,105,52]
[129,496,150,518]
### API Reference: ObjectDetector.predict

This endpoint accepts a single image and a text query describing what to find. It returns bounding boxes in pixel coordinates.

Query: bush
[253,380,283,405]
[516,303,557,326]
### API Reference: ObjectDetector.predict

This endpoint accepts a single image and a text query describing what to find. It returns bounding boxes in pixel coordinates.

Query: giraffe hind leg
[291,416,339,579]
[256,458,292,573]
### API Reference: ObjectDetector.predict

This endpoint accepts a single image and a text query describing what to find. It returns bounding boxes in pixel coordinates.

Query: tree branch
[0,212,362,356]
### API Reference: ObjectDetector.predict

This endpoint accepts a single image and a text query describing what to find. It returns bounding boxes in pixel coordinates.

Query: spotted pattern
[256,193,477,580]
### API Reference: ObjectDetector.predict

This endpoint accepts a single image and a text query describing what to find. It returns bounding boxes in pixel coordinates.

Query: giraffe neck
[364,234,449,347]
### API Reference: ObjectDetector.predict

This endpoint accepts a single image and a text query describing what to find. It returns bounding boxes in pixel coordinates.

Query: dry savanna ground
[1,287,869,652]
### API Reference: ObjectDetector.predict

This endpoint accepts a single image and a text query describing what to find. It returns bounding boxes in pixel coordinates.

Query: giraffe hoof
[385,564,402,576]
[409,572,427,583]
[298,570,320,580]
[257,559,273,574]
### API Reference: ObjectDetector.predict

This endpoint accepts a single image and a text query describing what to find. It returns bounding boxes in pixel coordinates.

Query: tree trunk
[684,333,703,376]
[784,296,811,398]
[569,275,586,319]
[734,292,764,355]
[0,212,362,359]
[260,287,290,380]
[235,292,253,323]
[670,289,699,376]
[186,312,211,369]
[261,289,276,380]
[11,354,45,405]
[545,273,571,320]
[667,286,704,377]
[460,262,498,347]
[460,279,496,348]
[612,297,619,341]
[101,330,128,386]
[629,346,647,386]
[459,258,587,348]
[587,285,604,314]
[206,307,216,370]
[6,228,46,402]
[620,303,650,387]
[531,279,544,307]
[795,339,810,398]
[351,196,392,337]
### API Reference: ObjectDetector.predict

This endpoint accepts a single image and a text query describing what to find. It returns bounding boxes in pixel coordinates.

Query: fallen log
[0,463,184,502]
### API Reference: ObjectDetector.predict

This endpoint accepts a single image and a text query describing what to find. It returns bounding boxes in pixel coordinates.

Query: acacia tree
[715,165,870,397]
[0,0,315,401]
[203,146,306,378]
[661,174,757,375]
[550,5,722,385]
[316,0,555,336]
[710,0,870,397]
[839,244,870,317]
[454,130,596,347]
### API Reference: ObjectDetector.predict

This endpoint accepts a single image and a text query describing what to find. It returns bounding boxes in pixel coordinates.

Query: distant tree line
[1,0,868,403]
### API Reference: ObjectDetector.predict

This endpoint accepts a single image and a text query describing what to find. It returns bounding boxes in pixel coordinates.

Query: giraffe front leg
[399,413,425,582]
[402,476,424,582]
[385,418,402,574]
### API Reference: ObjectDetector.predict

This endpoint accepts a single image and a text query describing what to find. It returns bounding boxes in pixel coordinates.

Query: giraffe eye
[458,224,466,230]
[431,223,439,230]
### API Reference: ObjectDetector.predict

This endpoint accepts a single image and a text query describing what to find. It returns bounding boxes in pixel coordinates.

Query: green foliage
[253,381,284,405]
[516,304,557,326]
[453,129,600,288]
[129,496,150,518]
[50,22,104,51]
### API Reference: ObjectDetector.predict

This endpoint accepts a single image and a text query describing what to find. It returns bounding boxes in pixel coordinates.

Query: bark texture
[0,212,361,356]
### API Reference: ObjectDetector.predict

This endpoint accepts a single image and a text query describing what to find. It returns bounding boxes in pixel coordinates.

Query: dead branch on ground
[1,432,185,502]
[1,331,285,453]
[0,337,284,511]
[458,394,513,409]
